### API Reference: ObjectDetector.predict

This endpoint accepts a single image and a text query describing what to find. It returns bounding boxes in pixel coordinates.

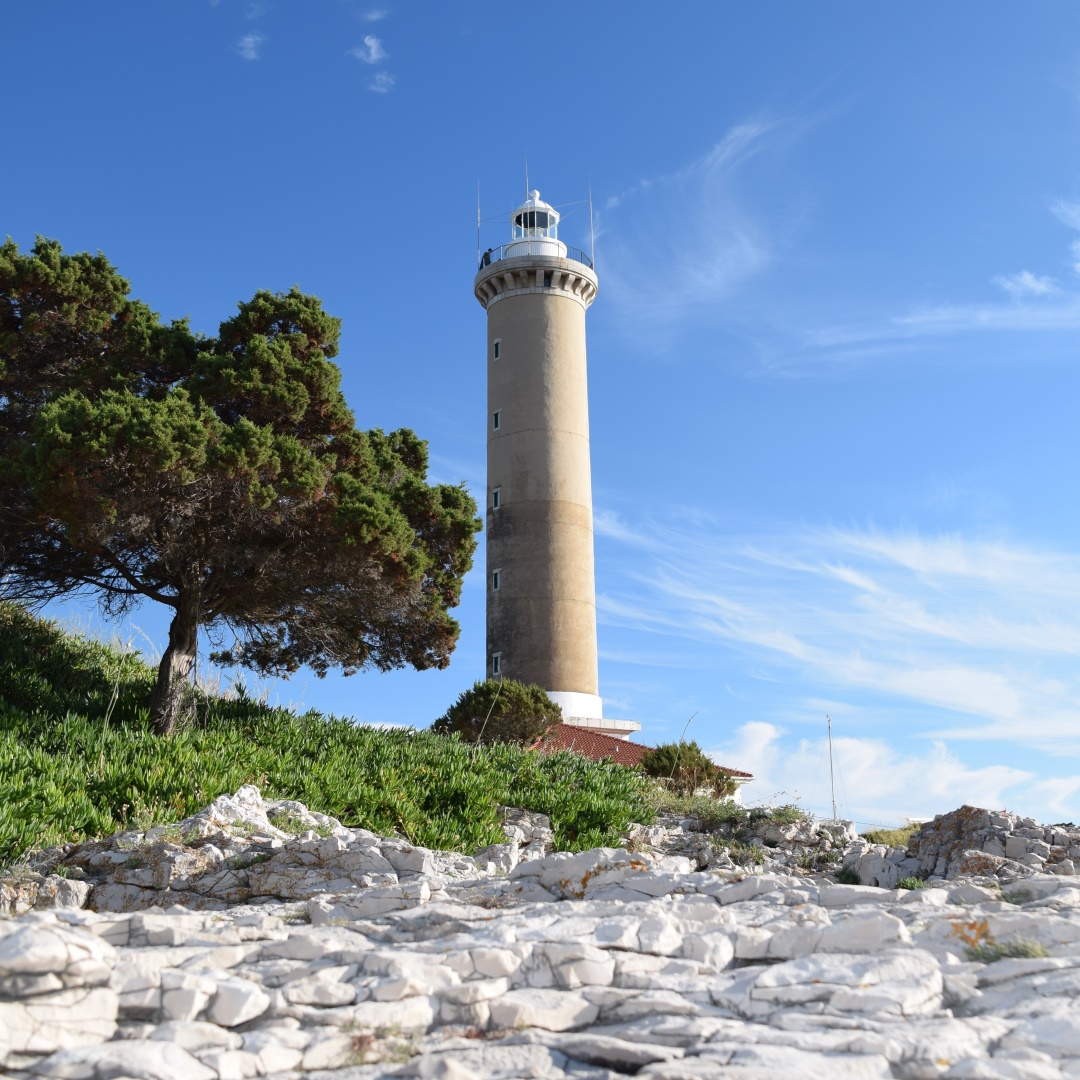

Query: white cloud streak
[236,32,264,60]
[992,270,1059,299]
[369,71,394,93]
[596,515,1080,749]
[596,118,798,330]
[803,201,1080,354]
[350,35,386,64]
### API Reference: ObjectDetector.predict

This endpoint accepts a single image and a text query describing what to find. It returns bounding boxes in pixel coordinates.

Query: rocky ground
[5,787,1080,1078]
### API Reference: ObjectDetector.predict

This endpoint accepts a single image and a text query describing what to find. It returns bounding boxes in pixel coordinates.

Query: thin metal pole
[588,177,595,266]
[827,715,838,819]
[668,711,698,783]
[477,182,481,266]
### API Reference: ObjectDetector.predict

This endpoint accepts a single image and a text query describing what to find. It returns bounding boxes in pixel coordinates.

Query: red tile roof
[534,724,651,766]
[533,724,753,778]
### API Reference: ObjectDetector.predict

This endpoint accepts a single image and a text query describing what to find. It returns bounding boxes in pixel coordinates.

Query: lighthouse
[474,189,639,740]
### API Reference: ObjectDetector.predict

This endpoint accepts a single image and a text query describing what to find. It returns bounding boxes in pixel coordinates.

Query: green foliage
[862,825,916,848]
[897,876,925,890]
[649,790,747,830]
[0,606,653,865]
[797,848,842,871]
[965,938,1049,963]
[1003,888,1035,906]
[0,239,482,733]
[431,679,561,746]
[834,866,861,885]
[639,740,738,798]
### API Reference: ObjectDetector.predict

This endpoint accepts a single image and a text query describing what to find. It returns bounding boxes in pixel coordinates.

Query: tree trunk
[149,591,200,736]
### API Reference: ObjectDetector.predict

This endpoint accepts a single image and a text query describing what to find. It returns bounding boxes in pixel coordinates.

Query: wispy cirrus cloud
[236,31,264,60]
[597,118,800,330]
[349,35,386,63]
[801,201,1080,354]
[596,514,1080,748]
[369,71,394,93]
[992,269,1059,299]
[596,512,1080,821]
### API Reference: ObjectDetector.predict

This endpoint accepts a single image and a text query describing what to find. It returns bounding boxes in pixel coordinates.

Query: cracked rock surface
[5,789,1080,1077]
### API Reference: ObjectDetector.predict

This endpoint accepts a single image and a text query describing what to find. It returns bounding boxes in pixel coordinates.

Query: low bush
[862,825,916,848]
[640,740,738,798]
[431,679,561,746]
[965,938,1048,963]
[834,866,861,885]
[897,876,925,890]
[0,604,653,865]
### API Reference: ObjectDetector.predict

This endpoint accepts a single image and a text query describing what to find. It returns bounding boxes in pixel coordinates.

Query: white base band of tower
[547,690,603,720]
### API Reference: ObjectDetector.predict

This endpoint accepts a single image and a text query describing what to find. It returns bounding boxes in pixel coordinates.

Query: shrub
[897,876,925,890]
[651,791,746,829]
[431,679,561,746]
[834,866,861,885]
[862,825,916,848]
[965,938,1048,963]
[639,740,738,798]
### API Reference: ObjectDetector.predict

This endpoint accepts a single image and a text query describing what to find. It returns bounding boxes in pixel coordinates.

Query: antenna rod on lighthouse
[588,176,595,266]
[827,715,838,820]
[477,181,481,266]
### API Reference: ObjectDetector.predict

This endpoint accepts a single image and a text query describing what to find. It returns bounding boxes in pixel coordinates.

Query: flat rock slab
[10,790,1080,1078]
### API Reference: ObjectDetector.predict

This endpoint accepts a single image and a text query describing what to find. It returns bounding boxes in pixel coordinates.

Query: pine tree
[0,238,481,734]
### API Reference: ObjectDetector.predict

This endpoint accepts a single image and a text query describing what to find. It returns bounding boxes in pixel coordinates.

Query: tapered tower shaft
[474,191,601,720]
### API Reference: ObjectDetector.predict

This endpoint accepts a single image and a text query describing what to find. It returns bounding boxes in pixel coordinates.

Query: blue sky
[8,2,1080,827]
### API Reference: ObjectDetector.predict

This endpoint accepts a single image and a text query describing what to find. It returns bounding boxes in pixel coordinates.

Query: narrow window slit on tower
[493,410,500,431]
[491,488,501,510]
[491,652,501,677]
[543,271,553,288]
[493,340,501,360]
[492,569,500,591]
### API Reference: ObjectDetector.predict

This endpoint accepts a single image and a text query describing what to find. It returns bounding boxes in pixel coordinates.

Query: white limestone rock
[28,1038,215,1079]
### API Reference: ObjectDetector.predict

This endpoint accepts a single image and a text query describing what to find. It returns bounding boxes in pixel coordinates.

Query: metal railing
[478,242,593,272]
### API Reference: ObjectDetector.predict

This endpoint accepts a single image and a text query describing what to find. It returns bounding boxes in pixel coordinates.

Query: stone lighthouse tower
[474,189,638,739]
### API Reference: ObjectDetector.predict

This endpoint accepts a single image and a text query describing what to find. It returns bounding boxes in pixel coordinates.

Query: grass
[897,876,925,890]
[0,603,654,867]
[861,825,916,848]
[1003,888,1035,906]
[651,790,808,832]
[965,938,1049,963]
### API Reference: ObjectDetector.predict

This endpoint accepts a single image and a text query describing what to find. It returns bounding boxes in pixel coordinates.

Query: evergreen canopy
[0,237,481,734]
[432,679,562,746]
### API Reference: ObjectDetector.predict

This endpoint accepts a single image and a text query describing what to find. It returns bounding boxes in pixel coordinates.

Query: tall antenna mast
[588,176,595,266]
[476,181,481,265]
[525,153,529,200]
[827,715,838,819]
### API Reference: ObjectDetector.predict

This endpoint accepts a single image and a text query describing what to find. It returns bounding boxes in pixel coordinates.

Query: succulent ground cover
[0,604,653,865]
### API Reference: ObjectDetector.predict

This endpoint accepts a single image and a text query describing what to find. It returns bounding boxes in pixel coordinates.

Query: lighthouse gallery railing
[478,243,593,272]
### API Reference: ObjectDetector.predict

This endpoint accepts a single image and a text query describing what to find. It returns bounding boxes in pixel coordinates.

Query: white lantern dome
[506,190,566,259]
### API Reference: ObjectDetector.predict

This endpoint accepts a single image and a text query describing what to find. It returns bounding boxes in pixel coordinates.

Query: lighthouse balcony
[479,241,593,271]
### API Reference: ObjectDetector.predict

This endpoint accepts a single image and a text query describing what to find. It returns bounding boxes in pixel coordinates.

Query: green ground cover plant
[965,938,1049,963]
[862,825,916,848]
[0,604,653,866]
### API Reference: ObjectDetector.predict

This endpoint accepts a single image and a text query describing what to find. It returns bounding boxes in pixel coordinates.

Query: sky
[7,2,1080,828]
